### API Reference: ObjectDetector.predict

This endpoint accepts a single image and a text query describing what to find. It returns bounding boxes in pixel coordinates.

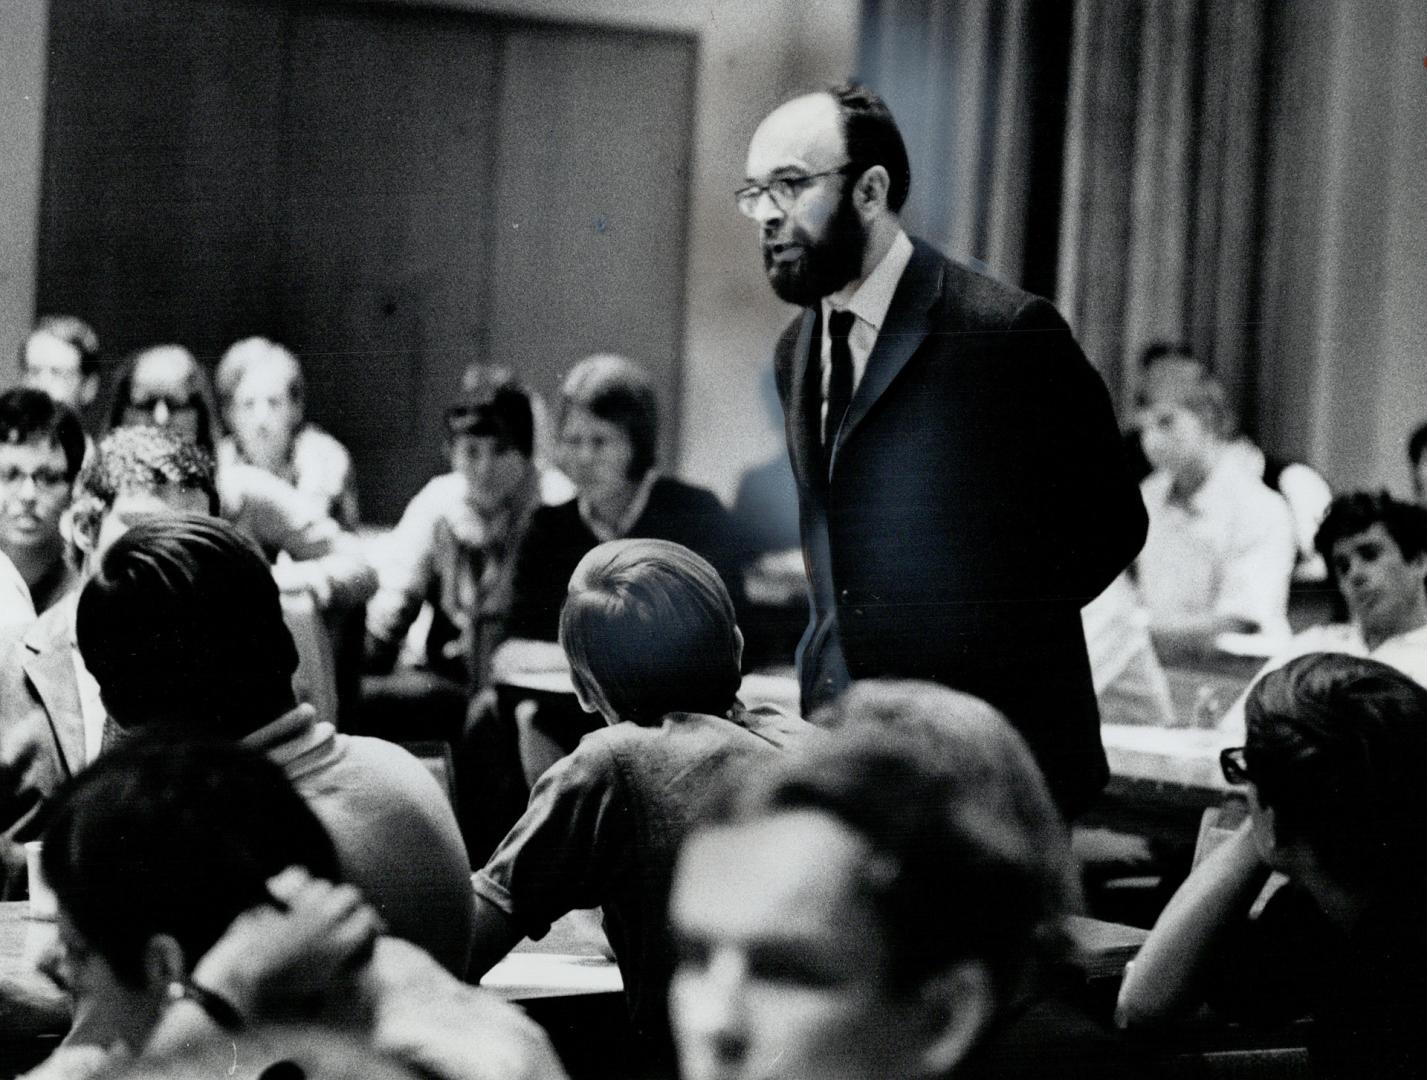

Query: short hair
[559,355,659,479]
[77,514,299,736]
[42,736,339,988]
[559,539,741,725]
[72,426,219,541]
[0,387,86,482]
[715,679,1078,1000]
[1313,491,1427,571]
[26,315,102,378]
[1136,356,1234,438]
[828,83,911,213]
[1244,653,1427,887]
[215,336,305,417]
[1138,340,1195,371]
[109,345,222,453]
[445,384,535,458]
[1408,421,1427,470]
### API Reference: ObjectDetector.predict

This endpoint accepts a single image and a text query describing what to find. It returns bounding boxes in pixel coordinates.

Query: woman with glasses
[1119,652,1427,1079]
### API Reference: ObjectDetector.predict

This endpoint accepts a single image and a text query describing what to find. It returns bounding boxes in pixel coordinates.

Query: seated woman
[468,539,817,1076]
[216,336,359,529]
[501,354,744,668]
[26,736,562,1080]
[1118,653,1427,1079]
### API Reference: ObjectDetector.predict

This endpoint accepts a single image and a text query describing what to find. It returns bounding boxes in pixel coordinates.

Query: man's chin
[765,264,827,308]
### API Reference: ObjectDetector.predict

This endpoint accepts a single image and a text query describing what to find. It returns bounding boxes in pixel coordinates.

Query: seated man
[0,389,84,614]
[366,383,546,691]
[29,736,562,1080]
[1134,358,1296,661]
[216,336,359,528]
[466,538,817,1074]
[1119,654,1427,1079]
[76,515,474,974]
[670,679,1124,1080]
[0,427,220,865]
[19,316,102,434]
[1216,491,1427,737]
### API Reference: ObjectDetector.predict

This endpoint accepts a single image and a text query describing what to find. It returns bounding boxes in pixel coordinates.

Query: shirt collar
[578,468,660,543]
[822,229,913,332]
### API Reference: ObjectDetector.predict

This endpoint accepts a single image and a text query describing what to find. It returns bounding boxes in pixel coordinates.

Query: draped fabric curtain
[858,0,1072,299]
[860,0,1427,491]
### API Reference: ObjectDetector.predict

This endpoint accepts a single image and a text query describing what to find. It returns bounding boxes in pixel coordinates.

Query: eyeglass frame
[123,393,203,417]
[0,464,71,494]
[1220,746,1251,786]
[735,162,863,219]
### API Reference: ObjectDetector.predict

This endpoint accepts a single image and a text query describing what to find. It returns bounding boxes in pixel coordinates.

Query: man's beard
[762,187,867,307]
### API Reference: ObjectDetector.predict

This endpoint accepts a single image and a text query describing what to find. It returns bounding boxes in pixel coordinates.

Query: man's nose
[752,190,784,231]
[151,400,171,426]
[686,953,750,1063]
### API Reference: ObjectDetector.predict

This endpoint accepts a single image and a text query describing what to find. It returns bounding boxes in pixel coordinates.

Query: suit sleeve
[1009,297,1148,602]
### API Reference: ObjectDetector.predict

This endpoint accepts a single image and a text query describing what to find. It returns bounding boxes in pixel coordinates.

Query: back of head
[828,82,911,213]
[1137,355,1233,439]
[0,386,86,483]
[724,679,1077,1000]
[76,513,299,735]
[42,735,339,987]
[559,354,659,478]
[72,425,219,534]
[1314,490,1427,570]
[560,538,741,724]
[445,382,535,459]
[1245,652,1427,890]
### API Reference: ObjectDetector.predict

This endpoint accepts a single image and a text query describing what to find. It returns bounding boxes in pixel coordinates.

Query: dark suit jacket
[775,238,1147,816]
[0,601,85,869]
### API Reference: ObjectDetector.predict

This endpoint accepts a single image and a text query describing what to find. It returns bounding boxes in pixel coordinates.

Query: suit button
[839,589,851,602]
[853,608,864,618]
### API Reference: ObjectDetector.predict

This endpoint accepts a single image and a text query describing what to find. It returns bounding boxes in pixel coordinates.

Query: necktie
[825,309,855,466]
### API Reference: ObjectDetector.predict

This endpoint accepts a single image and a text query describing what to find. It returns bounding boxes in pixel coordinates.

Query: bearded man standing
[741,84,1146,816]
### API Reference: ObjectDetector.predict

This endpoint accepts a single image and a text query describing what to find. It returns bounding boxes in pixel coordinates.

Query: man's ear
[914,960,997,1078]
[70,497,101,560]
[142,933,188,995]
[853,165,890,214]
[80,374,100,407]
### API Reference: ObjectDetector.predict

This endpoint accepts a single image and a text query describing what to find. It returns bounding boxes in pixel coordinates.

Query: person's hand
[189,867,384,1024]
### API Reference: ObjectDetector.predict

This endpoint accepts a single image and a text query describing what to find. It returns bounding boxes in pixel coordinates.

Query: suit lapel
[829,239,944,475]
[21,604,86,778]
[784,307,823,492]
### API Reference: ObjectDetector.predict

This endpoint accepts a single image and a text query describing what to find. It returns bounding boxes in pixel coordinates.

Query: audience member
[19,316,102,422]
[1135,358,1296,661]
[1128,343,1333,580]
[1216,492,1427,737]
[504,355,743,651]
[216,336,359,528]
[468,539,817,1075]
[0,427,217,868]
[670,679,1128,1080]
[1119,654,1427,1079]
[366,383,544,689]
[75,515,474,974]
[27,737,564,1080]
[1408,419,1427,508]
[0,389,84,614]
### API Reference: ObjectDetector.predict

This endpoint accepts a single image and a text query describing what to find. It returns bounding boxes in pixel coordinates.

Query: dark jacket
[775,238,1146,816]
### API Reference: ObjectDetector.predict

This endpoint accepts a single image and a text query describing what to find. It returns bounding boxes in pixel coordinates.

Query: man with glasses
[1120,653,1427,1079]
[740,84,1146,816]
[0,388,84,615]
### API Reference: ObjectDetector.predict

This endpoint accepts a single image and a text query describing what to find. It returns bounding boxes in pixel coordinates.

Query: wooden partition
[36,0,696,522]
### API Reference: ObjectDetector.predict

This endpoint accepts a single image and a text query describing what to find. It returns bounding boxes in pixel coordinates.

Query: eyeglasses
[1220,746,1251,786]
[735,163,860,218]
[0,466,69,493]
[126,393,201,416]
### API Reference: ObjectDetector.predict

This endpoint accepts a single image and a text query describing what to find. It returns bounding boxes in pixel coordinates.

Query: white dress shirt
[817,229,914,443]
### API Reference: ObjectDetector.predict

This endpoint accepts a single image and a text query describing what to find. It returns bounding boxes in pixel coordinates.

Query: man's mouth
[764,241,804,265]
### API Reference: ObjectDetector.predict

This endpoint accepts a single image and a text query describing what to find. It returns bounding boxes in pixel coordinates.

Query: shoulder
[649,476,723,511]
[332,734,453,807]
[293,423,353,467]
[914,240,1054,330]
